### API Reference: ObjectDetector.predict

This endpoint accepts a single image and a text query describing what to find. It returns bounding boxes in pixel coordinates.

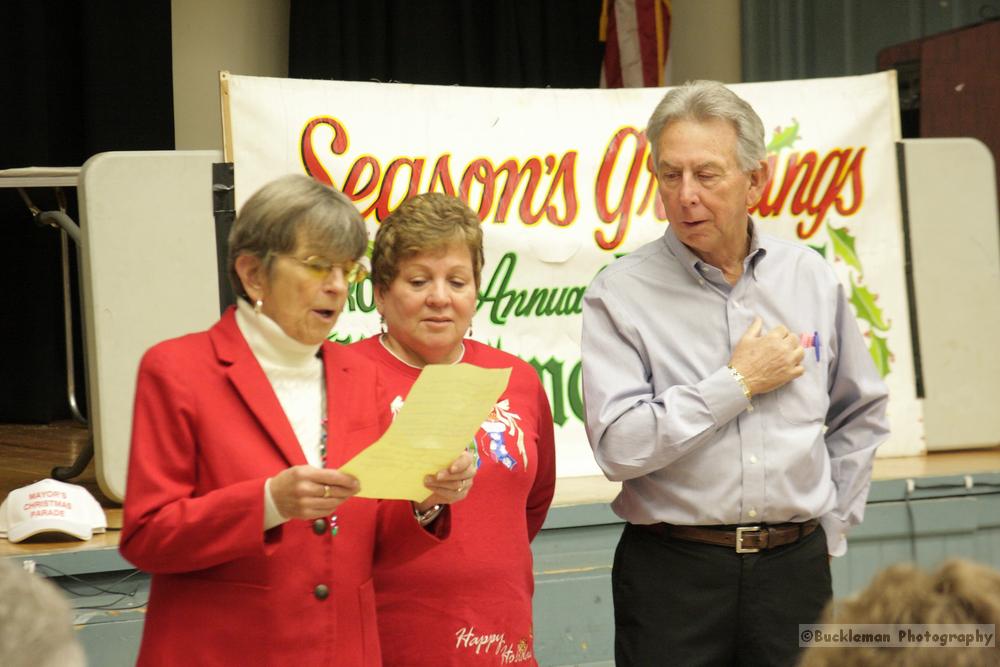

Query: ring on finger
[458,480,467,493]
[322,485,331,499]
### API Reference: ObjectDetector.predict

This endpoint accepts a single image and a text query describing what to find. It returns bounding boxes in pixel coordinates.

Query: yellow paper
[340,363,512,501]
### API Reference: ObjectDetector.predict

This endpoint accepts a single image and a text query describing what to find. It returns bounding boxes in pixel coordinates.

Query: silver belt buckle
[735,525,761,553]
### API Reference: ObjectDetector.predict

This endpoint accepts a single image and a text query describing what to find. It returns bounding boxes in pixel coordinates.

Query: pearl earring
[254,299,263,315]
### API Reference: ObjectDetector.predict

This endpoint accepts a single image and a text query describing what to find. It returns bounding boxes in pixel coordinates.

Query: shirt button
[749,455,758,464]
[314,584,330,600]
[698,279,705,286]
[732,301,741,309]
[312,519,327,535]
[748,508,758,519]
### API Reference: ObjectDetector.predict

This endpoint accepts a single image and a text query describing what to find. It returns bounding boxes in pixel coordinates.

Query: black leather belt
[637,519,820,553]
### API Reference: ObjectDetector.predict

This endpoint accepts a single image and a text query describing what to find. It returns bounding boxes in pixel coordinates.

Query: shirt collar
[662,217,768,284]
[746,219,767,281]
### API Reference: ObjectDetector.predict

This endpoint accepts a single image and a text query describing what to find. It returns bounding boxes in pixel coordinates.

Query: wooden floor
[0,421,999,557]
[0,421,108,506]
[3,422,1000,508]
[554,446,1000,506]
[0,422,120,557]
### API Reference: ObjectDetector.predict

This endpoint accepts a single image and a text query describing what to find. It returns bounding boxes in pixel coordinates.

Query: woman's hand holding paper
[270,465,360,519]
[415,451,476,511]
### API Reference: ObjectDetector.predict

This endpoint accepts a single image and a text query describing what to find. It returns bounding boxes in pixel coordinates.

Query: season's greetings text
[301,116,865,251]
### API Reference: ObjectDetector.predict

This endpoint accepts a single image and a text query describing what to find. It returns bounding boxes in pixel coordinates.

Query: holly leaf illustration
[328,331,355,344]
[827,222,863,274]
[850,277,890,331]
[766,118,801,153]
[869,333,892,377]
[808,243,827,258]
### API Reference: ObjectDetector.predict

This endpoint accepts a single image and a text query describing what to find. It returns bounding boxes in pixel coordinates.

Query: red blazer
[120,308,447,666]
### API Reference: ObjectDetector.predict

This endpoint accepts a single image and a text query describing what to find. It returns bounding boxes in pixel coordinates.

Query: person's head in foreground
[798,558,1000,667]
[0,559,86,667]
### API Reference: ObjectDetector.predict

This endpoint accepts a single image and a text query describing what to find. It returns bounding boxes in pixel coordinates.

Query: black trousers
[612,522,832,667]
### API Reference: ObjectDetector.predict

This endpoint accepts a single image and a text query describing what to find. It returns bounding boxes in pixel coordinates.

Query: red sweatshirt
[350,336,557,666]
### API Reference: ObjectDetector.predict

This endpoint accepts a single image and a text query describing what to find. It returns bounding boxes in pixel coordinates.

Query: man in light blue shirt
[581,80,889,667]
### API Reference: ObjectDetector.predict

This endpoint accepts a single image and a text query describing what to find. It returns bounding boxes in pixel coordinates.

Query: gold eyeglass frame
[276,253,369,284]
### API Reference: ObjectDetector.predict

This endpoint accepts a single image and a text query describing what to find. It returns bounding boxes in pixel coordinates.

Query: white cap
[0,479,107,543]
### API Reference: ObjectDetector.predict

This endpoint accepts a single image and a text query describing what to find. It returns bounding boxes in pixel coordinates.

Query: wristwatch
[413,503,443,526]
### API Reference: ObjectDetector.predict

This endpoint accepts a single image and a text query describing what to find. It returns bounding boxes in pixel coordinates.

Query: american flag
[599,0,672,88]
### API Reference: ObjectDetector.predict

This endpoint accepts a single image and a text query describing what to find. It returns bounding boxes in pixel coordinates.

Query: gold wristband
[727,365,754,412]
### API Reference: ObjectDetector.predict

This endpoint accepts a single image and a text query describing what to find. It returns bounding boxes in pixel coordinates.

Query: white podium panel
[901,138,1000,451]
[79,151,223,501]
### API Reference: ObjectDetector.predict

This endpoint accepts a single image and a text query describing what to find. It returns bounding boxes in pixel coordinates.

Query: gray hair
[646,80,766,173]
[227,174,367,300]
[0,559,86,667]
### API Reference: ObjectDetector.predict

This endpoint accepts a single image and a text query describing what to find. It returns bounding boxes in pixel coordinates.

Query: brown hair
[799,559,1000,667]
[371,193,484,291]
[227,174,367,300]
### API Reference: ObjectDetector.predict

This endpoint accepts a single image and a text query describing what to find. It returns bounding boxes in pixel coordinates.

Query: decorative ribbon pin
[799,331,821,362]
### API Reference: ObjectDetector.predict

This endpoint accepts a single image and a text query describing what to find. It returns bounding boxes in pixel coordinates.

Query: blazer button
[314,584,330,600]
[312,518,327,535]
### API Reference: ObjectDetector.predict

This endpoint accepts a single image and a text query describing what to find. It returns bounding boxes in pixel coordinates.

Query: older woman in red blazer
[120,175,476,666]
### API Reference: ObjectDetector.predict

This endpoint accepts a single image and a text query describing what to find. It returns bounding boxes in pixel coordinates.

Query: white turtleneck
[235,299,325,529]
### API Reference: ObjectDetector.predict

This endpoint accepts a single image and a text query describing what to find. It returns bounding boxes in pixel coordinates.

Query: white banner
[227,71,923,476]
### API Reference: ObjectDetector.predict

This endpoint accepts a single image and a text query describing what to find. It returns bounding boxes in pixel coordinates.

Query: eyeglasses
[278,254,369,284]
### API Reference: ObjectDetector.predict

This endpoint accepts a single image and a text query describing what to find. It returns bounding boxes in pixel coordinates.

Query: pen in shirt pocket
[799,331,821,362]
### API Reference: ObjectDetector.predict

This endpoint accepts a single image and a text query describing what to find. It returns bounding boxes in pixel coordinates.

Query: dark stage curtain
[289,0,605,88]
[0,1,174,422]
